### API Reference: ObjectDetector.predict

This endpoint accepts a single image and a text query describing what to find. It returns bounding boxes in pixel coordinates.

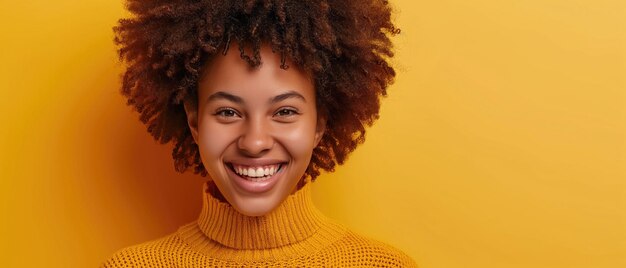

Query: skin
[183,43,326,216]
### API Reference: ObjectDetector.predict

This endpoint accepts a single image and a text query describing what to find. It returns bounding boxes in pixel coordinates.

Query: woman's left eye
[275,108,299,117]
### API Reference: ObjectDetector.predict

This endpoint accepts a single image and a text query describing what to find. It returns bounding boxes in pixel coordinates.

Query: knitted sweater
[101,181,417,267]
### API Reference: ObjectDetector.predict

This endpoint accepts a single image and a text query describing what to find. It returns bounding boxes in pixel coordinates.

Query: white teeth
[232,164,280,181]
[231,163,283,178]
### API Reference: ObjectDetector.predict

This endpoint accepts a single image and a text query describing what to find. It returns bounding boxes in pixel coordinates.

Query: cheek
[197,120,237,162]
[275,117,318,161]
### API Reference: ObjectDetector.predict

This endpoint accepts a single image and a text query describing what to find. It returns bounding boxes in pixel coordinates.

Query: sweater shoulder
[100,231,187,268]
[99,224,418,267]
[326,229,418,267]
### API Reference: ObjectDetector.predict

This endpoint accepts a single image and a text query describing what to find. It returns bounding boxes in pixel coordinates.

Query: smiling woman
[102,0,416,267]
[185,44,325,217]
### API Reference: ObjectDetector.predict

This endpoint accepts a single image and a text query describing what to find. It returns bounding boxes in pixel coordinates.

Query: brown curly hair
[113,0,400,181]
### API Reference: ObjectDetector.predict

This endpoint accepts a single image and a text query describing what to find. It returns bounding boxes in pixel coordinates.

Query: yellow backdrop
[1,0,624,267]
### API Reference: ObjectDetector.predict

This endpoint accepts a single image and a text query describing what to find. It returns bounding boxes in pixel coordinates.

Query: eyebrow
[206,90,306,104]
[270,91,306,103]
[206,91,243,104]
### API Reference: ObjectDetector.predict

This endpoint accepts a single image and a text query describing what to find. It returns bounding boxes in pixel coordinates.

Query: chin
[230,194,283,216]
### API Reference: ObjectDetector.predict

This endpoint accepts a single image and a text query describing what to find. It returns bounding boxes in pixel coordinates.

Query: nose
[237,117,273,156]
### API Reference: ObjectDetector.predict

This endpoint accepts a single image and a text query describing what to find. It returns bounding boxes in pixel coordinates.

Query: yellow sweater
[101,181,417,267]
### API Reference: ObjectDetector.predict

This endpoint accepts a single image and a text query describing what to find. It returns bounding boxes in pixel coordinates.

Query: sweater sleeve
[99,233,182,268]
[100,247,139,268]
[359,238,419,268]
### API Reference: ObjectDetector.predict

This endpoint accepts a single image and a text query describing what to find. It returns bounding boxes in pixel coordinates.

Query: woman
[103,0,417,266]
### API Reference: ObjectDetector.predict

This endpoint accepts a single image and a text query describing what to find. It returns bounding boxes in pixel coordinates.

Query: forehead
[197,44,314,103]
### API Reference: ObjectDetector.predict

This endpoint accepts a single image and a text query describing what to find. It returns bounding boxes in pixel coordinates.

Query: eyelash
[275,108,299,117]
[214,108,239,118]
[213,108,300,118]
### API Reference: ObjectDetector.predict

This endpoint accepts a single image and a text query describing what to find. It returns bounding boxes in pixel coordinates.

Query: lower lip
[226,164,284,194]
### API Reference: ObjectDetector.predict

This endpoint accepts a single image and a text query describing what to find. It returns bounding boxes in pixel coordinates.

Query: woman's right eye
[214,108,240,118]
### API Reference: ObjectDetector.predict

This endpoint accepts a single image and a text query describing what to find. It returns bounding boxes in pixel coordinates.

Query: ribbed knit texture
[101,181,418,267]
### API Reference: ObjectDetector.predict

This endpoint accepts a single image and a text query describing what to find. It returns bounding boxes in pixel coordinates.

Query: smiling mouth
[226,162,286,182]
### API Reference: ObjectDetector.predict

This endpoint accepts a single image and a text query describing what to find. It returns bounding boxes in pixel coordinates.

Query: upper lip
[225,159,288,167]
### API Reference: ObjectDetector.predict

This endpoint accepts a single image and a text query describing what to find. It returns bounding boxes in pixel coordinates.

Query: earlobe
[183,100,200,144]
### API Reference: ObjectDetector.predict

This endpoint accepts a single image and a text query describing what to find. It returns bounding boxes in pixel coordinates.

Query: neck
[197,179,328,249]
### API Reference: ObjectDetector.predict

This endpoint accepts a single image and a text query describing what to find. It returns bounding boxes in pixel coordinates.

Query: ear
[314,112,327,147]
[183,98,200,144]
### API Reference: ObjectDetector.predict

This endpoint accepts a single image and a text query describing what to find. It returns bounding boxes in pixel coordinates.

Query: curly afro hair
[113,0,400,182]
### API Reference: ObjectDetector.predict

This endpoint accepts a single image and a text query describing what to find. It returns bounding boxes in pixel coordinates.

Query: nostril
[237,136,274,156]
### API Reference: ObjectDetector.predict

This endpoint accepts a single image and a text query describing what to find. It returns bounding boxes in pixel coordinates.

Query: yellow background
[1,0,624,267]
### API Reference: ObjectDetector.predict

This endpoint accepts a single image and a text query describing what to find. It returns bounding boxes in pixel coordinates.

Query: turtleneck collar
[195,180,328,250]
